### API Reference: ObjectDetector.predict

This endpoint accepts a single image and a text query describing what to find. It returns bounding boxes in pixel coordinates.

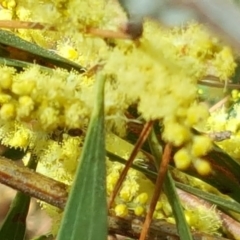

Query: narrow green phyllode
[0,155,38,240]
[148,129,193,240]
[57,75,107,240]
[164,171,193,240]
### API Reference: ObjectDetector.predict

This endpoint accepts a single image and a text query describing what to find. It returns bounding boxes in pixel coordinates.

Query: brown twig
[0,20,55,30]
[209,96,230,113]
[139,143,172,240]
[109,216,230,240]
[0,20,131,39]
[0,157,67,209]
[198,78,240,90]
[87,27,130,39]
[0,155,235,239]
[108,121,154,209]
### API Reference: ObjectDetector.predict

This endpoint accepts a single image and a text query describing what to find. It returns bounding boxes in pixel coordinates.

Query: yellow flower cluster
[0,0,238,237]
[207,104,240,160]
[0,121,34,149]
[168,24,236,81]
[107,160,221,234]
[184,206,221,234]
[0,0,236,207]
[37,134,82,184]
[173,135,212,175]
[107,160,168,219]
[0,66,95,131]
[103,21,227,172]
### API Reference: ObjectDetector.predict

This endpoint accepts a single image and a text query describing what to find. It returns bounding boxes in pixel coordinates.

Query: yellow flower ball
[191,135,212,157]
[0,103,15,120]
[2,0,16,9]
[17,96,35,118]
[9,131,30,149]
[58,45,79,60]
[0,93,11,104]
[114,204,128,217]
[185,104,209,127]
[173,148,192,170]
[134,206,145,216]
[0,72,12,89]
[163,121,191,146]
[134,192,149,204]
[194,158,212,175]
[120,188,132,202]
[12,80,36,96]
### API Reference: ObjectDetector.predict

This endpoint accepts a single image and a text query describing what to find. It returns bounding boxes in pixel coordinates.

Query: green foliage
[0,192,31,240]
[0,30,84,73]
[164,172,193,240]
[148,129,193,240]
[1,1,240,239]
[176,182,240,214]
[57,75,107,240]
[0,155,38,240]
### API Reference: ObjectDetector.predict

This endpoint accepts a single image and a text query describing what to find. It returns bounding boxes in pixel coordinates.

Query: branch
[0,157,67,209]
[0,156,233,239]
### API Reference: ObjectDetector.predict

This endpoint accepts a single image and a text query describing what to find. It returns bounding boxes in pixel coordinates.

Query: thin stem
[87,28,130,39]
[0,20,131,39]
[209,96,230,113]
[198,77,240,89]
[0,157,67,209]
[108,121,153,209]
[108,216,229,240]
[139,143,172,240]
[0,20,55,30]
[0,155,235,239]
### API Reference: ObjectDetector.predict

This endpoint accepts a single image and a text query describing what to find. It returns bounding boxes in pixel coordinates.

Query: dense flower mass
[0,0,239,237]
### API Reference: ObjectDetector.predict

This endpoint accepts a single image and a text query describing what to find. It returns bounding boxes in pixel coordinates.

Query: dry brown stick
[0,20,55,30]
[108,121,154,209]
[198,77,240,90]
[87,27,130,39]
[3,0,240,49]
[209,96,230,113]
[139,143,172,240]
[109,216,229,240]
[0,157,68,209]
[0,20,131,39]
[0,155,234,239]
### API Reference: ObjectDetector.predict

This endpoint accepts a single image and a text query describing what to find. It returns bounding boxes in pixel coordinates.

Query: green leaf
[183,143,240,203]
[0,192,30,240]
[58,75,107,240]
[0,30,84,73]
[148,128,162,167]
[0,155,38,240]
[164,172,193,240]
[0,57,53,72]
[176,182,240,214]
[148,129,193,240]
